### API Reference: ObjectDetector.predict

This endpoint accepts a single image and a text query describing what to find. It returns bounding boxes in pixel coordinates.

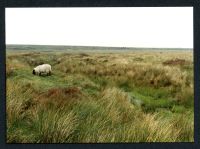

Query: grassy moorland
[6,45,193,143]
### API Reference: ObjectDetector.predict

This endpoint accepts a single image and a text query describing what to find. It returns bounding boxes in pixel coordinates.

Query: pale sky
[6,7,193,48]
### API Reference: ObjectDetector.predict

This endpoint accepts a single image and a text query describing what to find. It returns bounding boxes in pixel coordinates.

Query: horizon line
[6,44,193,49]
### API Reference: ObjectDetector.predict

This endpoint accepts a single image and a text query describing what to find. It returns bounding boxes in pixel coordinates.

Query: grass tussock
[32,108,78,143]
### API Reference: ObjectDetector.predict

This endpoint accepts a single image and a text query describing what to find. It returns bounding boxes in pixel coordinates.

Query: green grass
[6,47,194,143]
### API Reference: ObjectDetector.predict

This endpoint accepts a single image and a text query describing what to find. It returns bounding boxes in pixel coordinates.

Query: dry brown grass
[6,49,193,143]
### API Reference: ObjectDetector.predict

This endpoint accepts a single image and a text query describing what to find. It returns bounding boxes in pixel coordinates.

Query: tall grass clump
[6,80,35,143]
[7,80,33,125]
[170,112,194,142]
[31,107,78,143]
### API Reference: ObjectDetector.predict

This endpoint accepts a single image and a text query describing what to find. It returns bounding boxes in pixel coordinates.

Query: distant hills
[6,44,192,51]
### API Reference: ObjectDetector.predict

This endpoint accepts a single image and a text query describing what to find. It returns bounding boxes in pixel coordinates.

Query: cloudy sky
[6,7,193,48]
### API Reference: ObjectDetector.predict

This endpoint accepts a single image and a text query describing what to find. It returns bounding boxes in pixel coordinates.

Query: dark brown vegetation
[163,58,189,66]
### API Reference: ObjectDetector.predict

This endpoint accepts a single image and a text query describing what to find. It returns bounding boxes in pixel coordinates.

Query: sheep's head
[32,69,36,75]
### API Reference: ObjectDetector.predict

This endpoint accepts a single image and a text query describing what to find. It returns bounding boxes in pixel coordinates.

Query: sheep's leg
[46,71,50,76]
[39,72,41,76]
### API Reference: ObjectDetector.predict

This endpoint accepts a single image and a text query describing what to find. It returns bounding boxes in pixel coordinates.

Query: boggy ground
[6,49,193,143]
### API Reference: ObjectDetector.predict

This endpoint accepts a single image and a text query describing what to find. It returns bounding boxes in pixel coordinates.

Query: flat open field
[6,45,194,143]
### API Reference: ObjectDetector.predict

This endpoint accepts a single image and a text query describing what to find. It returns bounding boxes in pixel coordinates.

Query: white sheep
[32,64,52,76]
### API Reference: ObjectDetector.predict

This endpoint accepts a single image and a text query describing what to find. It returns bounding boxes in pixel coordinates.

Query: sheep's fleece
[33,64,52,76]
